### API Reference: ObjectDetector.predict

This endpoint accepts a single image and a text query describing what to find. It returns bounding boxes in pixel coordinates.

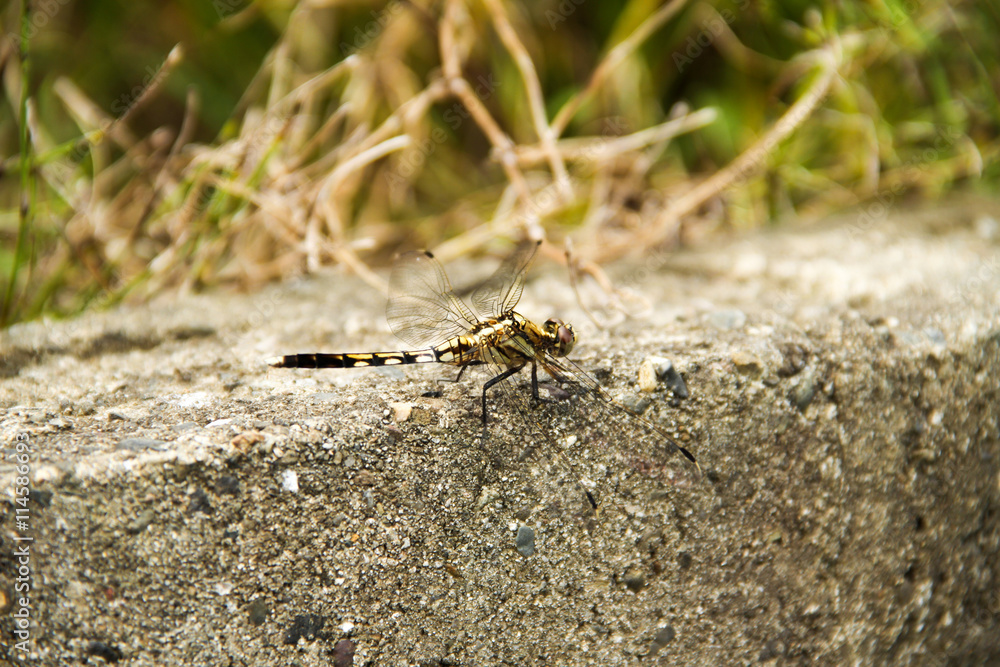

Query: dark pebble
[215,475,240,495]
[515,525,535,556]
[86,640,123,662]
[648,625,676,656]
[28,489,53,508]
[759,639,782,661]
[248,599,269,626]
[623,568,645,593]
[334,638,356,667]
[659,362,689,399]
[622,395,652,414]
[777,343,809,377]
[789,369,817,411]
[284,613,325,644]
[187,488,213,515]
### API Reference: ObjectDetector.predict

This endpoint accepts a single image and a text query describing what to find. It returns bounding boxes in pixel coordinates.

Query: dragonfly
[266,240,699,507]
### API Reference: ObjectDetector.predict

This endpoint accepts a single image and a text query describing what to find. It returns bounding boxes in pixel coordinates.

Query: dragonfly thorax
[477,313,575,362]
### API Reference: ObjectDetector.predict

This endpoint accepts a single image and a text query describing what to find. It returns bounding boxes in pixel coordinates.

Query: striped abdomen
[266,349,444,369]
[266,335,486,370]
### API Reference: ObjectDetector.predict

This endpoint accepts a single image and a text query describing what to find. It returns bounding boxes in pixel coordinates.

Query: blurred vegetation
[0,0,996,327]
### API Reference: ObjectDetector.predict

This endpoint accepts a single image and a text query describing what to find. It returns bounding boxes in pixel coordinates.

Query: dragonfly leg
[481,365,522,426]
[529,361,566,404]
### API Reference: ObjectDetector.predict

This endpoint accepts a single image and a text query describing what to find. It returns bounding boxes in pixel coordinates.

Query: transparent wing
[536,353,700,473]
[470,240,540,319]
[470,339,698,528]
[385,250,480,349]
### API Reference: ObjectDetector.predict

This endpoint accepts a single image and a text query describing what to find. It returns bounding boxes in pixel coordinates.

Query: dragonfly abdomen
[266,350,442,369]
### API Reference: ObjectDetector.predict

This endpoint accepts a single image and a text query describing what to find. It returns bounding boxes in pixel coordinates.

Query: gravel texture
[1,200,999,665]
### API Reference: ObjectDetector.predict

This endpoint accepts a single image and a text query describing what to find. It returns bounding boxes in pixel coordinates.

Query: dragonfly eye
[545,319,575,356]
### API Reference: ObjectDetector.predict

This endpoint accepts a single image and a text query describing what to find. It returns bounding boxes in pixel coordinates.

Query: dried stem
[644,44,842,248]
[482,0,572,201]
[551,0,689,137]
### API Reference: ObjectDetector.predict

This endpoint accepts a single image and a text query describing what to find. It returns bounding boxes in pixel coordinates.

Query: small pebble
[127,509,157,534]
[334,638,356,667]
[390,402,412,422]
[709,308,747,330]
[28,489,53,508]
[790,369,817,411]
[48,417,72,430]
[731,350,763,378]
[248,599,269,626]
[660,362,689,399]
[637,358,661,393]
[637,356,684,394]
[281,469,299,493]
[622,394,652,414]
[216,475,240,495]
[187,488,213,515]
[515,525,535,556]
[623,567,645,593]
[648,625,676,656]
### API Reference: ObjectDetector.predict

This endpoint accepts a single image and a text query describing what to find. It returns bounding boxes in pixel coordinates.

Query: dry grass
[0,0,995,326]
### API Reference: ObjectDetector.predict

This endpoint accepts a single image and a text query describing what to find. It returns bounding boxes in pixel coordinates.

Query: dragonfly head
[544,318,576,357]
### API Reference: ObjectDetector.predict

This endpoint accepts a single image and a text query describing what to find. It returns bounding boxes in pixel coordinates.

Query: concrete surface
[1,198,999,665]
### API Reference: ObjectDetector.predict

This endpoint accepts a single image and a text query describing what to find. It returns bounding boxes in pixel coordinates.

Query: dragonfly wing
[386,250,480,349]
[470,240,540,319]
[536,353,700,470]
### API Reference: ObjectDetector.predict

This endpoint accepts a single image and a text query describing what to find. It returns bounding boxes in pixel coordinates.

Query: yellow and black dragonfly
[267,240,699,507]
